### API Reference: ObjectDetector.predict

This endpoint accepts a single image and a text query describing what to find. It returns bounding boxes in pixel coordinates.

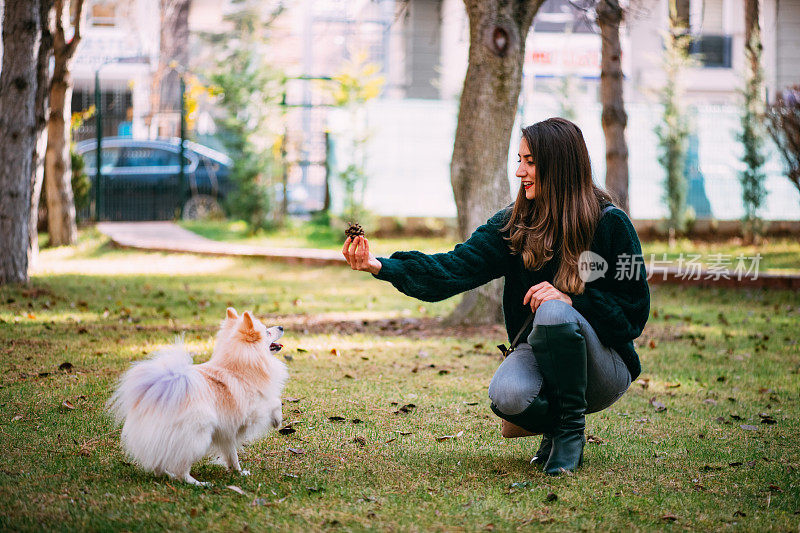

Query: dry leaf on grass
[278,424,296,435]
[435,430,463,442]
[649,397,667,412]
[227,485,246,495]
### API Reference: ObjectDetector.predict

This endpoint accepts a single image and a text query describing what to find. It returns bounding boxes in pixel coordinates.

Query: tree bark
[744,0,760,75]
[45,0,84,246]
[597,0,629,213]
[446,0,542,326]
[0,0,42,284]
[30,0,55,267]
[149,0,192,135]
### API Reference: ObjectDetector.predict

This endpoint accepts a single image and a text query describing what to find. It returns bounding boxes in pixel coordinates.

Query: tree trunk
[149,0,192,135]
[744,0,760,74]
[446,0,542,326]
[45,0,83,246]
[45,59,78,245]
[30,0,55,266]
[0,0,42,284]
[597,0,629,213]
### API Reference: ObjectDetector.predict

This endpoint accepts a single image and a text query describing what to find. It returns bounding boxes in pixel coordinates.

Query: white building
[71,0,159,141]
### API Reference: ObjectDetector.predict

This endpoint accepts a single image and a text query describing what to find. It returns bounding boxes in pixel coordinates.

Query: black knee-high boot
[489,392,558,436]
[529,322,588,475]
[530,434,553,465]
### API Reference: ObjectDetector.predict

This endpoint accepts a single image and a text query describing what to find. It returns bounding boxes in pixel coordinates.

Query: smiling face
[516,138,536,200]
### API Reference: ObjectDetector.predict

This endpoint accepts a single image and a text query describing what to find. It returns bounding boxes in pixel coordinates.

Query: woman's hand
[523,281,572,312]
[342,236,382,275]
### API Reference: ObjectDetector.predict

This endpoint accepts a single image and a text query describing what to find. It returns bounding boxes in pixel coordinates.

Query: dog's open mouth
[269,343,283,353]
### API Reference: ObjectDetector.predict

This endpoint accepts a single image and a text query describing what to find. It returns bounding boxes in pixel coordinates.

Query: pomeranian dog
[107,308,288,485]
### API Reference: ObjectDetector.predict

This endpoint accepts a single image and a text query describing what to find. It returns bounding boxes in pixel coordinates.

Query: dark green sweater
[374,202,650,379]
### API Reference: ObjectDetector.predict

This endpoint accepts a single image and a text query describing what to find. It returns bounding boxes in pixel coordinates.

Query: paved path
[96,221,346,266]
[96,222,800,289]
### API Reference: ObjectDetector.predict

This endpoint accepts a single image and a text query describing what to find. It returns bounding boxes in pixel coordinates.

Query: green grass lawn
[1,231,799,531]
[179,219,800,273]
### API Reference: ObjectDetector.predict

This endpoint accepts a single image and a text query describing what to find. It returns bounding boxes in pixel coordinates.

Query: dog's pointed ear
[241,311,254,330]
[226,307,238,320]
[237,311,261,343]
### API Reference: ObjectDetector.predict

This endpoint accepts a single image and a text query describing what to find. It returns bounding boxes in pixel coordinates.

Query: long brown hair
[502,118,614,294]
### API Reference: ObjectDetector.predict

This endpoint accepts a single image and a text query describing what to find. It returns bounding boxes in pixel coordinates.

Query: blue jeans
[488,300,631,416]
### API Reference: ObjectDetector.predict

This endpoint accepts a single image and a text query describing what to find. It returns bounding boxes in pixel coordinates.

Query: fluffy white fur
[107,308,288,485]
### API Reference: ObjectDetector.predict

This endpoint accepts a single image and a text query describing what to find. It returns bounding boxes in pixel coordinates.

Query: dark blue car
[76,137,233,221]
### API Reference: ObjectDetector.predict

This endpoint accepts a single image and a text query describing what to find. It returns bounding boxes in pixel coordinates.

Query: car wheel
[182,195,224,220]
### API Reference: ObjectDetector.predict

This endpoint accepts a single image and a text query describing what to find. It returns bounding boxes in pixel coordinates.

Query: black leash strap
[497,311,535,357]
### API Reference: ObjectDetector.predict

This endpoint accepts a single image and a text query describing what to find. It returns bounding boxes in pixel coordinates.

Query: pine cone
[344,222,365,239]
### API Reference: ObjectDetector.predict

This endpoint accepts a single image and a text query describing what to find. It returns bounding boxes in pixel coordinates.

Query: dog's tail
[107,340,203,425]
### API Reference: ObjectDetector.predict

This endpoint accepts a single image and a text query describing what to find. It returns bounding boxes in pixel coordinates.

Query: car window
[83,147,121,170]
[121,148,179,167]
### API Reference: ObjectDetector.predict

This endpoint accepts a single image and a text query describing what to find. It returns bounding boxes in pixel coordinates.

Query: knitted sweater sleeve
[373,209,511,302]
[569,209,650,347]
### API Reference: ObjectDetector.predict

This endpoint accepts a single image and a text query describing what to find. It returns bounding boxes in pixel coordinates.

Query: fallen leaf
[587,435,606,445]
[758,413,777,424]
[438,369,450,375]
[666,382,681,388]
[649,397,667,412]
[463,402,479,406]
[702,398,718,405]
[396,403,416,414]
[306,486,323,493]
[288,447,305,455]
[351,419,363,424]
[58,362,74,372]
[740,425,759,431]
[296,348,308,353]
[11,415,22,422]
[227,485,246,495]
[768,484,782,492]
[330,348,340,356]
[61,400,76,410]
[278,425,296,436]
[648,339,657,349]
[435,430,464,442]
[660,514,679,522]
[353,436,366,446]
[728,461,743,467]
[328,416,346,422]
[733,510,746,517]
[283,397,302,403]
[729,414,743,421]
[636,378,650,389]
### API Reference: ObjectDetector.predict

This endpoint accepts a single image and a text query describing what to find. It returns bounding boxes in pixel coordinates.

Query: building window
[89,1,117,27]
[690,34,732,68]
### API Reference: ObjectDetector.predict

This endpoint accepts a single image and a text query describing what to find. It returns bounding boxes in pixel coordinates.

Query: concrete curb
[96,222,800,289]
